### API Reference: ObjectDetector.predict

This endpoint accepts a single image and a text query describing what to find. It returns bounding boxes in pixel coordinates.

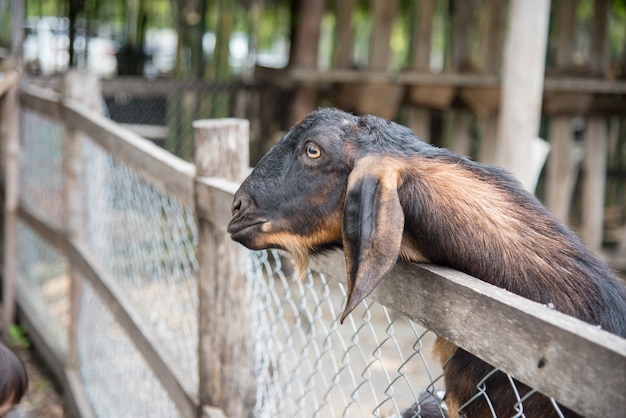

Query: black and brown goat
[227,108,626,418]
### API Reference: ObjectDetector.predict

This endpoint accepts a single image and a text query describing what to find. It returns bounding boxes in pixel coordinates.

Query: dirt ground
[5,343,66,417]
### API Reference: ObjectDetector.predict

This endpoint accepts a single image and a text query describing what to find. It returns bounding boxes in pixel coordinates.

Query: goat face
[228,109,353,271]
[228,108,409,321]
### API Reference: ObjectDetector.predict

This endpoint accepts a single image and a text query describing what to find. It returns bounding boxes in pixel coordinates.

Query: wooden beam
[19,85,63,120]
[310,250,626,417]
[17,203,65,251]
[61,100,195,208]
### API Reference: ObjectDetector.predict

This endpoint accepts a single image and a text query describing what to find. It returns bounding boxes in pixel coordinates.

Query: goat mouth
[227,219,269,244]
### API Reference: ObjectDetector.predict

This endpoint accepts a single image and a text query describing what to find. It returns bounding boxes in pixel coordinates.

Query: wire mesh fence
[8,86,607,418]
[102,78,253,161]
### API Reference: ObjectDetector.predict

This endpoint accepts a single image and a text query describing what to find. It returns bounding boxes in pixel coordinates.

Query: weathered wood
[459,86,500,118]
[17,202,64,251]
[545,118,578,222]
[590,0,609,76]
[0,70,19,97]
[2,77,19,336]
[261,66,626,94]
[405,0,436,138]
[65,239,198,417]
[476,0,505,73]
[582,118,608,250]
[448,111,472,157]
[194,177,239,229]
[335,81,404,120]
[333,0,358,69]
[310,250,626,418]
[289,0,326,125]
[477,116,499,164]
[495,0,550,186]
[578,0,610,251]
[19,85,196,208]
[194,119,255,418]
[61,99,195,208]
[19,84,63,119]
[555,0,578,69]
[62,71,97,370]
[202,406,228,418]
[369,0,397,70]
[450,0,479,70]
[407,84,455,109]
[544,92,592,115]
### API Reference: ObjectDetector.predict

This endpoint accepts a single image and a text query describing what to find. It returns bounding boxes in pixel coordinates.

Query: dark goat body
[228,108,626,418]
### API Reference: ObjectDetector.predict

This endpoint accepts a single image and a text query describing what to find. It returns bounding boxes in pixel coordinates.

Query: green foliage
[8,323,30,349]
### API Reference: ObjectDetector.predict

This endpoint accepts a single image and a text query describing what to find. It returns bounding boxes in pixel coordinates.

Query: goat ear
[340,161,404,323]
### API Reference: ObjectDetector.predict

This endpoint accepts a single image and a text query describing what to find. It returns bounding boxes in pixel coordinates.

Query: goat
[227,108,626,418]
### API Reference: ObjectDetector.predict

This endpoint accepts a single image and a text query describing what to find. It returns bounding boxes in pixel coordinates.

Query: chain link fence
[9,85,596,418]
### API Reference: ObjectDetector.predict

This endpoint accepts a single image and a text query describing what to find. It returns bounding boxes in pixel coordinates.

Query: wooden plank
[310,250,626,417]
[0,70,19,97]
[61,100,195,209]
[65,239,199,417]
[261,67,626,94]
[17,202,65,250]
[19,85,63,120]
[100,78,246,97]
[194,177,239,229]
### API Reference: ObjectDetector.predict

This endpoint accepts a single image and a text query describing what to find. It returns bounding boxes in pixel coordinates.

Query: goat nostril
[232,198,243,216]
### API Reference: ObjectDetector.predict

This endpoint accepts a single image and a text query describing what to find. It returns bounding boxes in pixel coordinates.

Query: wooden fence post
[1,82,20,337]
[61,71,102,369]
[193,119,255,418]
[1,0,24,337]
[495,0,551,187]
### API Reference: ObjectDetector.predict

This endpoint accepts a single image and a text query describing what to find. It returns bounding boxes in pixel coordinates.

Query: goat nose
[231,194,251,217]
[231,198,243,216]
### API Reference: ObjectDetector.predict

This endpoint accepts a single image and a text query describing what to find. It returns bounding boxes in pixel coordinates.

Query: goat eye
[306,144,322,159]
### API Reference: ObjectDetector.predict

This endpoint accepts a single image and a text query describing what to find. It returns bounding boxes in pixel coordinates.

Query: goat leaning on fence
[227,108,626,418]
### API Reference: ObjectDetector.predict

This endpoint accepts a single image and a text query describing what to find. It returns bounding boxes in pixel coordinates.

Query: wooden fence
[1,72,625,417]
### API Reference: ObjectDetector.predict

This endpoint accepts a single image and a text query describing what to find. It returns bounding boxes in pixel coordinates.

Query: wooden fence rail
[1,74,625,417]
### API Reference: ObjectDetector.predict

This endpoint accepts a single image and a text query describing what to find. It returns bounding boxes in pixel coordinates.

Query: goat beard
[284,244,312,280]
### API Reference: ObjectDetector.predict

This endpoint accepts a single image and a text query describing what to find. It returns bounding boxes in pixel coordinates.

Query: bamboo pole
[193,119,254,417]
